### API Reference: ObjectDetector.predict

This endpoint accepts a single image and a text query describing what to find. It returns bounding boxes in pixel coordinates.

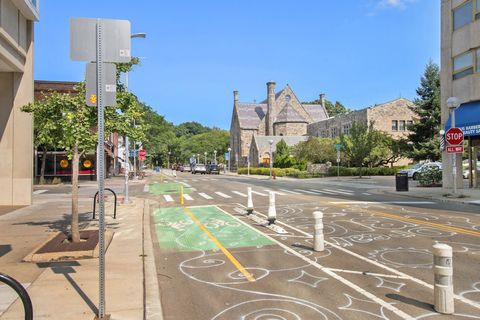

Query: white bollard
[247,187,254,215]
[267,191,276,225]
[173,170,177,178]
[433,243,454,314]
[313,211,324,251]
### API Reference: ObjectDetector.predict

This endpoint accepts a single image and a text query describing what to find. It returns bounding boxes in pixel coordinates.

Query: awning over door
[445,101,480,137]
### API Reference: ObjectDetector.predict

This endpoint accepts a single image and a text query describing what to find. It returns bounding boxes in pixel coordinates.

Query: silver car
[192,164,207,174]
[399,162,442,180]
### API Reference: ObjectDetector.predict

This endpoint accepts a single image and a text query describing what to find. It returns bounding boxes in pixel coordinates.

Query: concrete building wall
[0,0,38,205]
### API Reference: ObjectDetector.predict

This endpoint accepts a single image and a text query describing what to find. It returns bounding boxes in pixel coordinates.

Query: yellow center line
[334,203,480,237]
[182,207,256,282]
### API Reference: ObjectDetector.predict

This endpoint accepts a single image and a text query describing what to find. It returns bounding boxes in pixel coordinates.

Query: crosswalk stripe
[209,178,217,181]
[199,193,213,199]
[336,188,354,193]
[215,192,231,198]
[264,189,286,196]
[309,189,336,195]
[251,190,267,196]
[323,188,354,195]
[362,192,371,196]
[183,194,194,201]
[294,189,319,195]
[163,195,174,202]
[33,190,47,194]
[143,185,150,192]
[232,191,247,197]
[192,179,199,182]
[279,188,301,195]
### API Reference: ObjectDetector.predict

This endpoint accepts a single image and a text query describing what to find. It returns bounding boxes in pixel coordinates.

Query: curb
[379,189,480,207]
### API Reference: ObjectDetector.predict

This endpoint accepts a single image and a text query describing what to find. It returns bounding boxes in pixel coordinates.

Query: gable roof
[275,103,307,123]
[302,104,329,122]
[253,135,308,151]
[236,103,267,129]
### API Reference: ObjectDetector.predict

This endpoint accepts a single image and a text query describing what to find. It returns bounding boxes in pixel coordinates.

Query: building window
[477,49,480,72]
[453,0,473,30]
[343,124,351,135]
[391,120,398,131]
[399,120,406,131]
[453,50,474,79]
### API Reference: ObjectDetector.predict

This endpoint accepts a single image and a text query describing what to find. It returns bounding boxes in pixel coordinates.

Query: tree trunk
[359,165,363,178]
[40,147,47,185]
[71,143,80,243]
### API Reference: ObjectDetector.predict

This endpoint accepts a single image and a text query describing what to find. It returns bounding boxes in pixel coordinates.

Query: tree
[303,97,350,117]
[175,121,210,137]
[273,139,296,168]
[340,122,376,177]
[405,61,441,162]
[178,129,229,164]
[367,133,405,167]
[293,137,337,164]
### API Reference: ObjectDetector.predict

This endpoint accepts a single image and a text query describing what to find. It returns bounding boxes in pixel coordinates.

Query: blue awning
[445,101,480,137]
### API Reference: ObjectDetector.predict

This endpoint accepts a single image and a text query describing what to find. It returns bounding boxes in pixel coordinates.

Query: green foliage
[175,121,210,137]
[176,129,229,164]
[405,61,441,162]
[303,97,350,117]
[327,166,399,176]
[340,122,377,175]
[418,166,442,186]
[293,137,337,164]
[273,139,297,168]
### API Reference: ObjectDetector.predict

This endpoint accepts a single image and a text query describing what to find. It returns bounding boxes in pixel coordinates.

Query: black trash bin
[395,172,409,191]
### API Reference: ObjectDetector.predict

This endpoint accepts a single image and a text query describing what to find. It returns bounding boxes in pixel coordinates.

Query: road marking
[336,188,354,193]
[264,189,286,196]
[293,189,318,195]
[33,190,47,194]
[209,178,217,181]
[217,206,414,319]
[192,179,199,182]
[324,268,409,279]
[251,190,267,196]
[232,191,247,197]
[279,188,302,195]
[182,207,255,282]
[309,189,337,195]
[198,193,213,199]
[180,182,191,187]
[163,195,174,202]
[215,192,231,199]
[183,194,194,201]
[323,188,354,195]
[362,193,371,196]
[144,185,150,192]
[329,201,436,205]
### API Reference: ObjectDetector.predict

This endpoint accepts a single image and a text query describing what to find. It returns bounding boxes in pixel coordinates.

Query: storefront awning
[445,101,480,137]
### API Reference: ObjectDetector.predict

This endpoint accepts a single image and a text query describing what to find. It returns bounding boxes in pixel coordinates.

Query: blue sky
[35,0,439,129]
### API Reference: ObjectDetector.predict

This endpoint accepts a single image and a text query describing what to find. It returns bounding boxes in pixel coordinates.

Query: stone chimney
[266,81,276,136]
[233,90,238,104]
[320,93,325,108]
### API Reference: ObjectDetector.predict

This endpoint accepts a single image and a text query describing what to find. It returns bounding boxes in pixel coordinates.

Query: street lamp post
[204,151,207,164]
[246,144,250,176]
[446,96,460,194]
[269,139,274,179]
[214,150,217,164]
[228,147,231,173]
[168,151,171,169]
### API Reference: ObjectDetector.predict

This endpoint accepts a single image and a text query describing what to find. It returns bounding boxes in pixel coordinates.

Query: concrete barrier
[433,243,454,314]
[313,211,324,251]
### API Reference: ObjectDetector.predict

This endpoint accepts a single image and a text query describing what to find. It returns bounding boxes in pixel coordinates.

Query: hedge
[327,166,399,176]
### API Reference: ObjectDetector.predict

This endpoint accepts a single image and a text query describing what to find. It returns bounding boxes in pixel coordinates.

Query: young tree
[293,136,337,164]
[405,61,441,161]
[273,139,296,168]
[340,122,376,177]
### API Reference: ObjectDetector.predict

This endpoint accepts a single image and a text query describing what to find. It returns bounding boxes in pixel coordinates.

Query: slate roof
[275,104,307,123]
[253,135,309,152]
[236,103,267,129]
[303,104,329,122]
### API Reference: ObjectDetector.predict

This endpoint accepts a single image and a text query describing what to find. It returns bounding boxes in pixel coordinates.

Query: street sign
[335,143,342,151]
[129,151,138,157]
[445,127,464,145]
[138,156,146,161]
[336,150,340,163]
[86,62,117,106]
[225,152,229,161]
[70,18,131,63]
[138,149,146,158]
[446,145,464,153]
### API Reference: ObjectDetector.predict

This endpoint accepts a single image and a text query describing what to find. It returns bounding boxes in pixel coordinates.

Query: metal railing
[0,273,33,320]
[93,188,117,219]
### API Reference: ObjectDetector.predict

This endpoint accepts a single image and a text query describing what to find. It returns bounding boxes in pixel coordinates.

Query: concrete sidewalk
[0,186,162,319]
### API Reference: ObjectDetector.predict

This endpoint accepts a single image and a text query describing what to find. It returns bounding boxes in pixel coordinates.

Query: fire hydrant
[272,171,276,180]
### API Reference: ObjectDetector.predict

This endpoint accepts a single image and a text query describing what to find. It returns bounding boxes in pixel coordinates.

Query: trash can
[395,172,409,192]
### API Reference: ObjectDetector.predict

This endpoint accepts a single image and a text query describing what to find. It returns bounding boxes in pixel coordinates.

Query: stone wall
[307,109,368,138]
[307,163,331,173]
[274,122,307,136]
[367,98,416,139]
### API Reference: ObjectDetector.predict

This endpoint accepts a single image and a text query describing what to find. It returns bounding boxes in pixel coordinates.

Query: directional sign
[445,127,464,145]
[86,62,117,106]
[446,145,464,153]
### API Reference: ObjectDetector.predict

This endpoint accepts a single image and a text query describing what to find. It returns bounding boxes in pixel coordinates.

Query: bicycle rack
[93,188,117,220]
[0,273,33,320]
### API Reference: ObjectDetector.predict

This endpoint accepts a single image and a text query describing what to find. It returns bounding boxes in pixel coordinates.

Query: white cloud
[378,0,417,10]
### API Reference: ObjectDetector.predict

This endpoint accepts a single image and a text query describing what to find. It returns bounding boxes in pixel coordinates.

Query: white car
[192,164,207,174]
[399,162,442,180]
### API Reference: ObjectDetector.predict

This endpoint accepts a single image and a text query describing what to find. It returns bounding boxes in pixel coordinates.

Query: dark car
[207,164,220,174]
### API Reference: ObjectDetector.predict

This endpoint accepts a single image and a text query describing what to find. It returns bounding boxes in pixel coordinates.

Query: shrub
[418,167,442,186]
[327,166,399,176]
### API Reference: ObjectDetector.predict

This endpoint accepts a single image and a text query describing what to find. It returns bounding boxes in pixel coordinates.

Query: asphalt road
[144,172,480,319]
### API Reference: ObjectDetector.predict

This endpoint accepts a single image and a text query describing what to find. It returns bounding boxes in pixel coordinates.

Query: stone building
[230,81,329,166]
[250,136,309,167]
[307,98,416,140]
[441,0,480,189]
[0,0,39,205]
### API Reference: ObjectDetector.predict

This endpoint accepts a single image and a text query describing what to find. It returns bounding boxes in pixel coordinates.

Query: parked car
[206,164,220,174]
[399,162,442,180]
[462,160,480,179]
[192,164,207,174]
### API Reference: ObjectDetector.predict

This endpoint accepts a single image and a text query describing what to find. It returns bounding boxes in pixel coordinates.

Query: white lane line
[33,190,47,194]
[163,195,174,202]
[240,203,480,310]
[143,185,150,192]
[232,191,247,197]
[183,194,194,201]
[215,192,231,199]
[198,193,213,200]
[329,201,436,205]
[362,193,371,196]
[180,182,191,187]
[323,188,354,195]
[279,188,302,195]
[309,189,337,195]
[293,189,319,195]
[251,190,268,196]
[336,188,354,193]
[264,189,286,196]
[192,179,199,182]
[324,268,409,279]
[209,178,217,181]
[217,206,414,319]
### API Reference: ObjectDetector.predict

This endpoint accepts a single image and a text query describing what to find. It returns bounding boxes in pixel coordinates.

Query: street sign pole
[95,19,107,319]
[452,110,457,195]
[124,136,129,204]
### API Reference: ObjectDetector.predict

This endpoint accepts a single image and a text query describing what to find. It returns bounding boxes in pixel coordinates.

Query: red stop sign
[138,149,146,157]
[445,127,464,145]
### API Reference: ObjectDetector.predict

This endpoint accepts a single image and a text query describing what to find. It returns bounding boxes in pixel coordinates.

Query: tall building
[441,0,480,189]
[0,0,39,205]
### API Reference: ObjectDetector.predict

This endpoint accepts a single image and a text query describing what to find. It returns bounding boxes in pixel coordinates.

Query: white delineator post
[433,243,454,314]
[313,211,324,252]
[247,187,253,215]
[267,191,276,225]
